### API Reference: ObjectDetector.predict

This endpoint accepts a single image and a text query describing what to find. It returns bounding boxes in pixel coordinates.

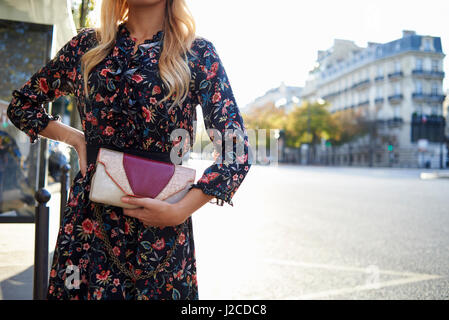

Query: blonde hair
[81,0,196,108]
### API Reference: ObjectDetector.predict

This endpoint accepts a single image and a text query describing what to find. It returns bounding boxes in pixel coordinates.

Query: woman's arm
[39,120,87,177]
[187,37,252,207]
[7,28,95,176]
[122,37,252,227]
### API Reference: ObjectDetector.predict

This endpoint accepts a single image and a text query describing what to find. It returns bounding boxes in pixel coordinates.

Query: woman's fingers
[122,207,145,219]
[122,207,158,227]
[121,196,161,208]
[121,198,175,227]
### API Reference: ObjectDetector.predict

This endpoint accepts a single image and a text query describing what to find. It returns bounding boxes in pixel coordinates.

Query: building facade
[247,82,303,113]
[444,90,449,138]
[302,30,446,168]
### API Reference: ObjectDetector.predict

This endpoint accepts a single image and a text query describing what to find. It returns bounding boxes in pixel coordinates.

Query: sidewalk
[0,159,211,300]
[0,183,61,300]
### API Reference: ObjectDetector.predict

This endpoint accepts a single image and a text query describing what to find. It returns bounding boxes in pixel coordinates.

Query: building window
[377,65,383,77]
[393,106,401,118]
[376,86,383,98]
[431,59,440,72]
[415,57,423,70]
[416,104,423,114]
[394,60,401,73]
[415,80,423,94]
[424,38,432,51]
[431,82,439,95]
[394,82,401,95]
[431,105,440,115]
[377,47,383,56]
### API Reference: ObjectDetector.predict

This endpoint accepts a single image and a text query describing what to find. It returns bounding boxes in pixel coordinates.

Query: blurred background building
[246,82,303,113]
[444,90,449,138]
[301,30,446,168]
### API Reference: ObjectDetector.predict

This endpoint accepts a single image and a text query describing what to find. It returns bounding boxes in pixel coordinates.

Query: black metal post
[60,164,71,222]
[33,188,51,300]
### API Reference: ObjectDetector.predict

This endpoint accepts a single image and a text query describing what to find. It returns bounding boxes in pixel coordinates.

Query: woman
[7,0,251,300]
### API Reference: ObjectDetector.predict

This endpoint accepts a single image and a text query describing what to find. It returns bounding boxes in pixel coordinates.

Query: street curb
[420,172,449,180]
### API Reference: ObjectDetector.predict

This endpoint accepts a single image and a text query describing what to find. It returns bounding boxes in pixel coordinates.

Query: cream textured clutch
[89,148,196,209]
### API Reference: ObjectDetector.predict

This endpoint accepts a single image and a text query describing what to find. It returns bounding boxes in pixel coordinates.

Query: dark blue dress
[7,22,251,300]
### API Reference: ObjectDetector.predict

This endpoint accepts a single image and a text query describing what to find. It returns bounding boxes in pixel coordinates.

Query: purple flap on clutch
[123,153,175,198]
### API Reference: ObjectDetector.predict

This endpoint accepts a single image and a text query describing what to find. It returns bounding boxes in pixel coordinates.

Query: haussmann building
[301,30,446,169]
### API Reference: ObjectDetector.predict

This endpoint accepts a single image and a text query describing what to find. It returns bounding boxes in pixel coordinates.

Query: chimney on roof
[402,30,416,38]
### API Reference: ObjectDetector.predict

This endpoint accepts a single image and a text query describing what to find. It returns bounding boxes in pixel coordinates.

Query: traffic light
[388,145,394,152]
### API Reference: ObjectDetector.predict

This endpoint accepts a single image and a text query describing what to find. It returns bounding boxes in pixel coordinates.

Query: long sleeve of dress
[189,38,252,207]
[7,28,95,144]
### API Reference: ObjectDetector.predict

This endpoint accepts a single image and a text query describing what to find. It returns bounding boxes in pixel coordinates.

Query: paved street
[1,161,448,299]
[192,162,449,299]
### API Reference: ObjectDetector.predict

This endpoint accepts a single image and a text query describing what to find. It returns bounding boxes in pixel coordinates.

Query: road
[1,162,448,299]
[192,163,449,299]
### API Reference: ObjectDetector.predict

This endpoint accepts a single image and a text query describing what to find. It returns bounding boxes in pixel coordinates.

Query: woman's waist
[86,143,173,166]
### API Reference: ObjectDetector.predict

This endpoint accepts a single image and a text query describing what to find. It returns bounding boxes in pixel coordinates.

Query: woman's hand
[121,196,188,228]
[121,188,215,228]
[39,119,87,177]
[72,135,87,178]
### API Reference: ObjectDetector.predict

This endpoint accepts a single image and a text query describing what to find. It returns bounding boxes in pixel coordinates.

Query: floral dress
[7,22,251,300]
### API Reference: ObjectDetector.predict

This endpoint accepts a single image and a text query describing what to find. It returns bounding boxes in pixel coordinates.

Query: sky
[94,0,449,109]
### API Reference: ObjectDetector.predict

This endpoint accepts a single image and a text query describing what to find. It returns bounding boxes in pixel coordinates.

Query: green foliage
[242,101,287,149]
[242,101,287,131]
[243,99,373,150]
[284,101,338,148]
[329,108,369,146]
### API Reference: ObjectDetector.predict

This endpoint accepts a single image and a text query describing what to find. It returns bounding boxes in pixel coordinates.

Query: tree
[285,101,338,162]
[329,108,366,147]
[242,101,287,151]
[71,0,97,29]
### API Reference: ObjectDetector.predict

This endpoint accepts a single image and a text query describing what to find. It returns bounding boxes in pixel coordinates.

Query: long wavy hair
[81,0,196,108]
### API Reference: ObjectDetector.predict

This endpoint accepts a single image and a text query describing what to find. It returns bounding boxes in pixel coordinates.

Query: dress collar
[117,22,164,46]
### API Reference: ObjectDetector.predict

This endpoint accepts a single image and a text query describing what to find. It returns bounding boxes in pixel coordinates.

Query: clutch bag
[89,147,196,209]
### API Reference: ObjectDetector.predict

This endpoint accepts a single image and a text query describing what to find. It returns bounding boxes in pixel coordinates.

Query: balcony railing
[388,71,404,79]
[374,97,384,104]
[428,94,446,103]
[412,92,426,101]
[412,93,446,103]
[388,94,404,103]
[322,91,339,100]
[374,75,385,82]
[351,79,371,90]
[431,71,445,78]
[376,117,404,127]
[357,100,370,106]
[412,69,445,79]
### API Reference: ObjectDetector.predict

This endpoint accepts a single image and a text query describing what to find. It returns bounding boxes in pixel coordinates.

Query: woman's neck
[126,1,166,44]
